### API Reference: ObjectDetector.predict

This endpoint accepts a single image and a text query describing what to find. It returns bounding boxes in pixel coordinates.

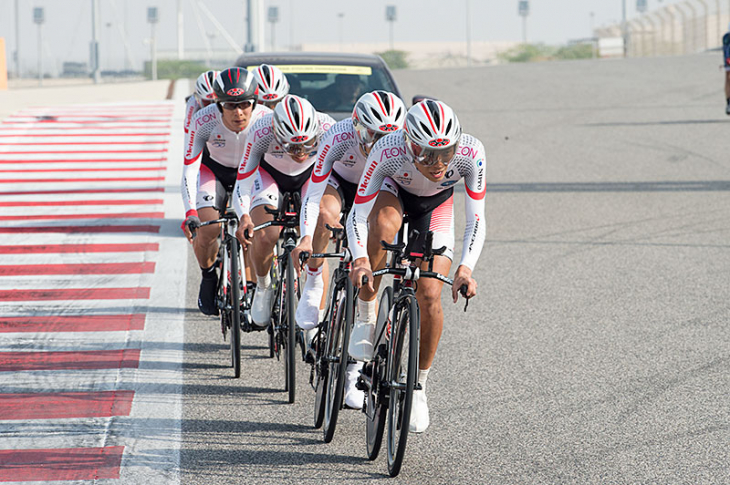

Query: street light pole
[33,7,44,86]
[518,1,530,43]
[386,6,396,51]
[148,7,158,81]
[622,0,628,57]
[14,0,20,79]
[465,0,471,67]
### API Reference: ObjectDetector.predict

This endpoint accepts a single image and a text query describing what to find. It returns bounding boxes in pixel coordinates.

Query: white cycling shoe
[344,362,365,409]
[295,285,323,331]
[348,317,375,362]
[251,285,274,328]
[409,388,429,433]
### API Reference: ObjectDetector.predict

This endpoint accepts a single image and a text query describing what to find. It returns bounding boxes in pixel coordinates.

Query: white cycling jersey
[346,131,487,270]
[181,103,271,218]
[233,111,335,218]
[300,118,369,239]
[183,95,203,135]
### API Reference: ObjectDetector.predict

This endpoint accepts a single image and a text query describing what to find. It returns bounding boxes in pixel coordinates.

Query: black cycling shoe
[198,273,219,316]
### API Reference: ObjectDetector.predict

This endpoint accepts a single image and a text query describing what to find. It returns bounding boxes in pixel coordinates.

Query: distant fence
[596,1,730,57]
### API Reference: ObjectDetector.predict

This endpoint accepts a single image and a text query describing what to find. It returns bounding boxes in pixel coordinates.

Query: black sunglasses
[219,100,253,110]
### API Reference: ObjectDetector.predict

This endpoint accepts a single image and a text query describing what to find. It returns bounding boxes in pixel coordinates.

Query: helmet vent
[372,110,383,123]
[445,119,452,135]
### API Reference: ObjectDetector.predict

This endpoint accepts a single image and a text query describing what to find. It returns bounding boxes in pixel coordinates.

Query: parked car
[234,52,403,121]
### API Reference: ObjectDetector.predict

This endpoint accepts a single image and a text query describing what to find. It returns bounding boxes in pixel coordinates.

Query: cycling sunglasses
[219,100,254,111]
[405,133,458,167]
[353,118,386,152]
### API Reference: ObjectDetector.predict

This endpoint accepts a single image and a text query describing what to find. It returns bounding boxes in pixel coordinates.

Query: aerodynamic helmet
[272,95,321,154]
[194,70,218,105]
[352,90,406,153]
[213,67,258,104]
[403,99,462,166]
[253,64,290,107]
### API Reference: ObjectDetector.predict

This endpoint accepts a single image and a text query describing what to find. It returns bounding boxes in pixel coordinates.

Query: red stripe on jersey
[311,168,332,184]
[428,195,453,233]
[465,184,486,200]
[237,166,258,181]
[354,191,378,204]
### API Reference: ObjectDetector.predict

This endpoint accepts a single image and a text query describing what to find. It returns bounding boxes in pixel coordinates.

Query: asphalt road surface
[181,52,730,484]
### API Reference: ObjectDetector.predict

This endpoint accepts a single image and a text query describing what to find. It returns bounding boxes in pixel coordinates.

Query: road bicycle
[360,226,469,477]
[196,207,256,379]
[251,192,302,403]
[302,223,358,443]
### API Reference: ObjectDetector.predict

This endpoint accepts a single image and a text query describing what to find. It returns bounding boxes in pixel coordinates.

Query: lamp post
[91,0,100,84]
[337,13,344,51]
[518,1,529,43]
[268,6,279,51]
[33,7,43,86]
[14,0,20,79]
[466,0,472,67]
[148,7,158,81]
[386,5,396,51]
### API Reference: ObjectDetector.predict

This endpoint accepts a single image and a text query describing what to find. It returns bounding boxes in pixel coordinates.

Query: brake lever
[459,284,470,312]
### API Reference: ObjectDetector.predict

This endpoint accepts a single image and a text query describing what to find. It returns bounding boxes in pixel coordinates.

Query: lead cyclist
[346,99,485,433]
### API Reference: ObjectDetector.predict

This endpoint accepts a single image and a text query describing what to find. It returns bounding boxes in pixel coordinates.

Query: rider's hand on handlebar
[184,215,201,242]
[452,265,477,304]
[351,258,374,293]
[292,236,313,273]
[236,214,254,249]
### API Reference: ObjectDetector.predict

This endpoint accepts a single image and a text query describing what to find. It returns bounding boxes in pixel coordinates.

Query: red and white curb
[0,89,187,483]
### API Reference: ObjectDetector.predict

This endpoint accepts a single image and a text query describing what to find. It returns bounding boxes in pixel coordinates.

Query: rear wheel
[313,321,328,429]
[229,238,242,378]
[365,286,392,460]
[386,294,419,477]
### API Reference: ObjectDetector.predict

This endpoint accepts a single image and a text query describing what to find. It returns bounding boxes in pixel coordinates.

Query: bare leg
[194,206,221,269]
[415,255,452,370]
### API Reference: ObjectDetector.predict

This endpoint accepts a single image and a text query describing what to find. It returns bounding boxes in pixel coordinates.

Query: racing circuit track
[1,51,729,484]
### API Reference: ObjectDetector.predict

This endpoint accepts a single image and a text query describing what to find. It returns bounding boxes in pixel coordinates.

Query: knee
[317,202,339,231]
[418,284,442,311]
[255,227,278,249]
[197,225,219,248]
[370,210,400,240]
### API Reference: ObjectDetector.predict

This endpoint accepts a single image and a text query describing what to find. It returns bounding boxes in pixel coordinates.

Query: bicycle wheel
[229,238,242,378]
[323,274,352,443]
[365,286,392,461]
[386,294,419,477]
[313,318,328,429]
[268,254,278,358]
[284,252,297,403]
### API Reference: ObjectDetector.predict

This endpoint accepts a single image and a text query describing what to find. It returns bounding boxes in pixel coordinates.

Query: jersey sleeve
[233,115,272,219]
[300,120,354,239]
[456,135,487,270]
[180,106,215,218]
[183,96,198,135]
[346,135,403,261]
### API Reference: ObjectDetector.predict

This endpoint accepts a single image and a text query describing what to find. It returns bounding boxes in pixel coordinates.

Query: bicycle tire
[323,274,352,443]
[229,238,242,378]
[366,286,392,461]
[285,252,297,403]
[268,255,278,358]
[313,318,328,429]
[386,293,419,477]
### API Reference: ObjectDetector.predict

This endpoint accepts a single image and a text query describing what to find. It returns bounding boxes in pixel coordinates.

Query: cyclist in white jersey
[253,64,290,109]
[233,95,335,329]
[184,70,218,136]
[346,99,485,432]
[182,67,272,315]
[291,91,405,409]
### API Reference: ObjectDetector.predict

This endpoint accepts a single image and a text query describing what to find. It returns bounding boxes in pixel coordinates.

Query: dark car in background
[234,52,402,121]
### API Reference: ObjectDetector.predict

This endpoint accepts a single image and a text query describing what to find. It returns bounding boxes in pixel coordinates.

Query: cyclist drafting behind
[291,90,406,409]
[346,99,485,433]
[181,67,271,315]
[184,70,218,135]
[253,64,290,109]
[233,95,335,330]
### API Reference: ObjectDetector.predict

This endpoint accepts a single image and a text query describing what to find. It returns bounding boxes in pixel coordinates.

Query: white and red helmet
[352,90,406,153]
[253,64,290,107]
[194,70,218,105]
[404,99,462,165]
[273,95,321,152]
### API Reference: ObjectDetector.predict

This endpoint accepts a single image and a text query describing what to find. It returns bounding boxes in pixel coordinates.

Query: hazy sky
[1,0,686,73]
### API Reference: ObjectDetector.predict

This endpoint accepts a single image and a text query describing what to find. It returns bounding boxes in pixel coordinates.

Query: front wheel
[365,286,392,461]
[284,252,297,403]
[323,274,352,443]
[229,239,242,378]
[386,294,419,477]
